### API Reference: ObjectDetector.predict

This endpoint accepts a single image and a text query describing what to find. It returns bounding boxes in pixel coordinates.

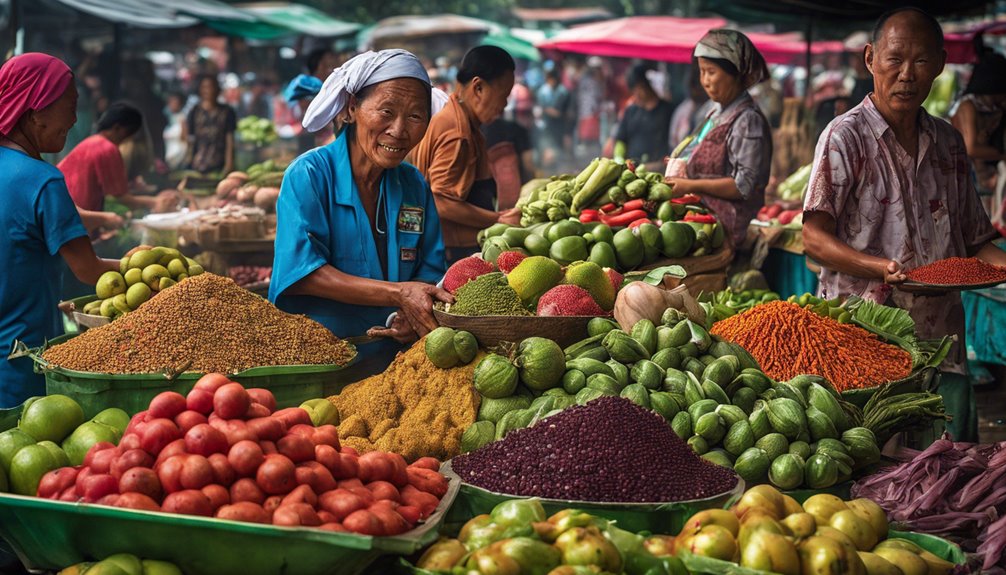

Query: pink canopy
[945,21,1006,64]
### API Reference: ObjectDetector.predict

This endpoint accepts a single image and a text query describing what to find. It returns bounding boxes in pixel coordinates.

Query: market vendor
[802,8,1006,442]
[269,49,452,377]
[59,101,178,233]
[182,74,236,176]
[410,46,522,266]
[0,53,120,407]
[665,30,773,251]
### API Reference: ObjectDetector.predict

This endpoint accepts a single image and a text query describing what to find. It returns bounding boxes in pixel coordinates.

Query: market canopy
[369,14,496,44]
[480,30,541,62]
[234,3,361,38]
[945,21,1006,64]
[52,0,256,28]
[536,16,845,64]
[511,7,613,26]
[703,0,991,21]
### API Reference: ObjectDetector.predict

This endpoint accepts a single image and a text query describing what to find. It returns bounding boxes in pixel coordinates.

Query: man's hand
[394,282,454,337]
[366,314,419,344]
[497,207,522,225]
[882,260,906,284]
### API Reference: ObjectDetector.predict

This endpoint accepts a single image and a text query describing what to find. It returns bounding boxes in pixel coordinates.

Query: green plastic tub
[27,334,358,418]
[0,474,459,575]
[677,529,966,574]
[443,461,744,536]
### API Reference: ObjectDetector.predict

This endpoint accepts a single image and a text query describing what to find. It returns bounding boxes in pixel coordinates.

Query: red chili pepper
[621,199,646,212]
[683,213,716,224]
[599,203,617,213]
[579,209,600,223]
[627,218,653,229]
[671,194,701,205]
[602,209,649,227]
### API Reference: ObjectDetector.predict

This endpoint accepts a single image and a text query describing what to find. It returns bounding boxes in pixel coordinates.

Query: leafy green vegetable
[844,296,917,349]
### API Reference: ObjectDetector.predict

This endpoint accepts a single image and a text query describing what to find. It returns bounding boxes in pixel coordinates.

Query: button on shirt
[804,96,999,374]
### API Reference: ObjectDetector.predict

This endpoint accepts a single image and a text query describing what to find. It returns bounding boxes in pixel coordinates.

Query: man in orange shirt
[411,46,521,265]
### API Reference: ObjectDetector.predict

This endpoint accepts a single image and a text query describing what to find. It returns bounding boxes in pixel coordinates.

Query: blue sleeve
[268,158,331,302]
[413,181,446,283]
[36,177,87,256]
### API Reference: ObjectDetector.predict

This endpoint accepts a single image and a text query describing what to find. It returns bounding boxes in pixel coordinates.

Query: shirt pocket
[396,231,422,280]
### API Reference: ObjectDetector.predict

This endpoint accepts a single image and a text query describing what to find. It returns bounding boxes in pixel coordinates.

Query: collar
[860,94,937,142]
[331,129,357,206]
[450,91,480,137]
[711,91,752,118]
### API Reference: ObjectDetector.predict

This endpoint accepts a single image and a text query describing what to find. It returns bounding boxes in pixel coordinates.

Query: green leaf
[844,296,917,349]
[640,265,687,286]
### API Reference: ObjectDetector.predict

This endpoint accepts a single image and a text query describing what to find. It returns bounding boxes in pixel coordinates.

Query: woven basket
[433,309,593,348]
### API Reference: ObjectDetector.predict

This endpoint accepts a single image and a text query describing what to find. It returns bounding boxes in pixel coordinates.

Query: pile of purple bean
[452,397,738,502]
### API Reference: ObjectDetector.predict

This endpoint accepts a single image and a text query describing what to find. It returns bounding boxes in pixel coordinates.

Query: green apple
[37,441,70,468]
[101,553,143,575]
[19,394,84,443]
[0,428,35,474]
[9,444,59,495]
[142,559,183,575]
[299,398,340,427]
[92,407,130,434]
[62,421,121,466]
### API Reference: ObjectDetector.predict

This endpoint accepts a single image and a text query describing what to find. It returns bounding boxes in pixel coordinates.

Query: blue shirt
[269,130,446,353]
[0,147,88,407]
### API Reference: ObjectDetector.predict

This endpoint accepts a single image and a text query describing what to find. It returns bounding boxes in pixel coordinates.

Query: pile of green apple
[0,395,126,496]
[58,553,181,575]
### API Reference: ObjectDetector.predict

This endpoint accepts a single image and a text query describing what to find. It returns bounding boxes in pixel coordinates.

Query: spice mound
[452,396,738,502]
[710,300,911,392]
[906,257,1006,286]
[329,338,480,462]
[444,272,531,316]
[42,273,355,373]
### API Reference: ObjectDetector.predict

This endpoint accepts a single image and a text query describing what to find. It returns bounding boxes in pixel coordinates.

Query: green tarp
[481,31,541,61]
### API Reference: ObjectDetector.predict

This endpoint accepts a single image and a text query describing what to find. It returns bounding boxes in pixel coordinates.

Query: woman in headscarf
[269,49,451,377]
[0,53,119,406]
[950,53,1006,204]
[666,30,773,252]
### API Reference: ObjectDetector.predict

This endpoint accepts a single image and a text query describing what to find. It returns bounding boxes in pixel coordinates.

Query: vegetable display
[905,256,1006,285]
[710,301,913,392]
[82,245,205,320]
[57,553,182,575]
[33,377,450,536]
[414,499,685,575]
[775,164,811,203]
[236,116,278,147]
[215,160,285,213]
[853,438,1006,571]
[453,396,739,503]
[658,484,959,575]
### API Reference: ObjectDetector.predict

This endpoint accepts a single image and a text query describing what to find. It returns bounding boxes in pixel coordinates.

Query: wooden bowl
[433,309,594,348]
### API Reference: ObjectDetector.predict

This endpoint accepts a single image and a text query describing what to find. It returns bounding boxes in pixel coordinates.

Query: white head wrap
[303,49,447,133]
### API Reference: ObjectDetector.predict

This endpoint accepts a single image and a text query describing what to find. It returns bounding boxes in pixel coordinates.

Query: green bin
[443,461,743,536]
[27,334,358,418]
[0,474,459,575]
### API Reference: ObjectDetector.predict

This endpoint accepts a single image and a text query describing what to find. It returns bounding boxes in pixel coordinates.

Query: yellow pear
[804,494,849,526]
[782,512,817,539]
[735,484,786,519]
[781,493,805,516]
[847,498,889,541]
[798,536,861,575]
[680,509,741,538]
[873,538,923,554]
[830,510,879,551]
[739,514,787,549]
[741,530,800,575]
[872,548,928,575]
[858,551,904,575]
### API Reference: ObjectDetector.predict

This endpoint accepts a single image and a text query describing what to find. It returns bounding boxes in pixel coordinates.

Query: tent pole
[805,15,812,98]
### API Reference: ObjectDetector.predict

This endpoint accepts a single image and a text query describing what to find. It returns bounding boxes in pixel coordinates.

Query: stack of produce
[699,287,781,324]
[905,256,1006,285]
[653,484,958,575]
[414,499,684,575]
[228,265,271,287]
[58,553,182,575]
[454,396,739,503]
[79,246,205,320]
[773,163,811,203]
[482,206,723,274]
[710,301,913,392]
[0,396,128,495]
[35,377,450,535]
[215,160,284,213]
[441,254,620,316]
[236,115,277,147]
[755,202,802,227]
[330,333,480,461]
[43,273,355,374]
[853,438,1006,571]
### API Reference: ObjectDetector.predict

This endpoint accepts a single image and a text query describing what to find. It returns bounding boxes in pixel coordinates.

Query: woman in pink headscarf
[0,53,119,407]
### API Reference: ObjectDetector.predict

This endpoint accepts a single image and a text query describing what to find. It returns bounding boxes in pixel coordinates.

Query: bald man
[802,7,1006,442]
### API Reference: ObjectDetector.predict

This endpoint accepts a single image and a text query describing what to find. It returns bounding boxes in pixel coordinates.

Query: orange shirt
[411,93,493,248]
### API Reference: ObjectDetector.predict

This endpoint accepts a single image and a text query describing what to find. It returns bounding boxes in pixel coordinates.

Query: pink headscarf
[0,53,73,136]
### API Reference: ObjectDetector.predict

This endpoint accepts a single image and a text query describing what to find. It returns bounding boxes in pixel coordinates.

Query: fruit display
[33,377,450,536]
[236,116,278,147]
[655,484,960,575]
[81,246,205,320]
[0,395,127,495]
[58,553,182,575]
[440,254,622,317]
[454,397,739,503]
[215,160,285,213]
[43,273,355,374]
[773,163,811,203]
[413,498,685,575]
[228,265,272,288]
[755,202,803,227]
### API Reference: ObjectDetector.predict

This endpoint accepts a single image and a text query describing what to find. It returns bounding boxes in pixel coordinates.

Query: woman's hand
[665,177,692,197]
[394,282,454,337]
[497,207,522,225]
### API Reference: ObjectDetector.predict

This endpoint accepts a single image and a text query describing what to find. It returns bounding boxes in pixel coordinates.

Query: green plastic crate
[0,473,459,575]
[443,461,744,536]
[29,334,358,418]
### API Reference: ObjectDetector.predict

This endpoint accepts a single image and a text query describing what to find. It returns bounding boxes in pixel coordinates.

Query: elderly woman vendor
[666,30,773,251]
[269,50,452,374]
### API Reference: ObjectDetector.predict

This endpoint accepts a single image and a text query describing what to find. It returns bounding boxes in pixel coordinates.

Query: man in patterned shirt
[802,7,1006,442]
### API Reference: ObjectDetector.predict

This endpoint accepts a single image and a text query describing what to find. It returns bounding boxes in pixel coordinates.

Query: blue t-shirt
[0,147,88,407]
[268,130,446,364]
